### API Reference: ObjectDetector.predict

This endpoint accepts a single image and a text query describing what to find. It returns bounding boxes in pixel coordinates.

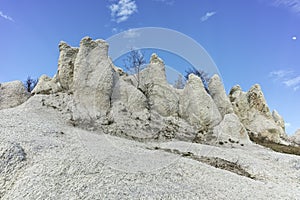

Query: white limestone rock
[111,77,147,114]
[213,113,251,144]
[0,81,30,110]
[72,37,114,126]
[139,54,180,117]
[56,41,79,90]
[208,74,233,117]
[31,75,62,95]
[272,110,285,131]
[180,74,222,129]
[229,84,286,142]
[290,129,300,145]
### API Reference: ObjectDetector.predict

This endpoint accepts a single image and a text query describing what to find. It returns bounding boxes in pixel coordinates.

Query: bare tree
[24,76,38,92]
[123,49,146,89]
[185,67,210,94]
[173,74,185,89]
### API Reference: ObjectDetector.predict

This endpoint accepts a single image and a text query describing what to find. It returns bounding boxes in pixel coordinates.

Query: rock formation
[291,129,300,145]
[0,81,29,110]
[229,84,286,143]
[208,74,234,118]
[1,37,292,146]
[180,74,222,130]
[2,36,300,199]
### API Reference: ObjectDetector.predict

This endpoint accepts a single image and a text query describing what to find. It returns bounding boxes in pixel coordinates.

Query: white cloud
[271,0,300,14]
[201,11,216,22]
[123,28,140,38]
[0,11,14,22]
[283,76,300,87]
[270,69,300,91]
[153,0,174,6]
[269,70,293,79]
[109,0,137,23]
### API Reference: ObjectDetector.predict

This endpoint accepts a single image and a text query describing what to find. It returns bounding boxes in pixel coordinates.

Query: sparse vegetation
[123,48,146,89]
[173,74,185,89]
[151,147,256,179]
[24,76,38,92]
[185,66,210,93]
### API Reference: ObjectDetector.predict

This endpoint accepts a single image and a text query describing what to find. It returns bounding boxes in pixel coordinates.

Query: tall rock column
[179,74,222,129]
[56,42,79,91]
[72,37,114,126]
[208,74,233,118]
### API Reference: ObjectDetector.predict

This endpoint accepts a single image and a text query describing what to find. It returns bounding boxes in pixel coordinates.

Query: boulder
[0,81,30,110]
[56,42,79,90]
[31,75,62,95]
[180,74,222,129]
[72,37,115,126]
[208,74,233,117]
[213,113,251,144]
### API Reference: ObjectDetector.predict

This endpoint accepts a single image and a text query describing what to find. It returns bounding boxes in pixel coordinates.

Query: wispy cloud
[153,0,175,6]
[270,69,300,91]
[109,0,137,23]
[201,11,216,22]
[123,28,140,38]
[269,70,293,79]
[0,11,14,22]
[283,76,300,89]
[271,0,300,14]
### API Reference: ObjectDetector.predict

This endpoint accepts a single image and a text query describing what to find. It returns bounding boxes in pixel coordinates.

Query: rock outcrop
[208,74,233,117]
[229,84,286,143]
[139,53,180,117]
[0,81,30,110]
[272,110,285,131]
[290,129,300,145]
[72,37,115,127]
[24,36,294,145]
[32,75,62,95]
[56,42,79,91]
[213,113,250,144]
[180,74,222,130]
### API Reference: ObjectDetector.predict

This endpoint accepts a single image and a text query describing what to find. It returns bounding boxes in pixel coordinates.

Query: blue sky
[1,0,300,134]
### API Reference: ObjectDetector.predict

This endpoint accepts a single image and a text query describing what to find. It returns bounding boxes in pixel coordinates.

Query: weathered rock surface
[208,74,233,117]
[180,74,222,129]
[72,37,114,127]
[56,41,79,90]
[290,129,300,145]
[0,142,27,197]
[0,81,30,110]
[1,102,300,199]
[31,75,62,95]
[213,113,251,144]
[23,37,291,145]
[229,84,286,143]
[139,53,180,117]
[272,110,285,131]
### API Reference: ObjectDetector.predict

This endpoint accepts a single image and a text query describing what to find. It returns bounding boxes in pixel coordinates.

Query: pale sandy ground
[1,96,300,199]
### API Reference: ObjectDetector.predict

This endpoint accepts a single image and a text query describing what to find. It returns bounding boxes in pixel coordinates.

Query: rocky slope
[1,37,300,199]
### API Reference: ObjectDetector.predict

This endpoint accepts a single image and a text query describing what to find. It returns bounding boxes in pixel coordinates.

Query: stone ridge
[0,37,290,145]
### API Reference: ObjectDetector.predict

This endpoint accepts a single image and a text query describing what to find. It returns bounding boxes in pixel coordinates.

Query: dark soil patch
[249,135,300,156]
[151,147,255,180]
